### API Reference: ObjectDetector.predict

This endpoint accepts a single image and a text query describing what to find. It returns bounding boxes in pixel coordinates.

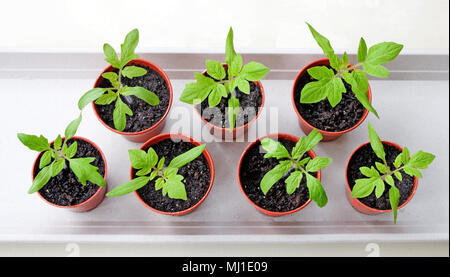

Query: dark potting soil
[34,139,105,206]
[239,138,315,213]
[294,66,366,132]
[95,63,170,133]
[347,143,415,210]
[197,68,262,129]
[135,139,211,213]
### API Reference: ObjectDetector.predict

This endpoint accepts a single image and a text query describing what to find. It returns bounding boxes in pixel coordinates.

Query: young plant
[17,114,106,194]
[107,144,207,200]
[351,123,435,223]
[260,129,331,207]
[78,28,159,131]
[301,23,404,118]
[180,27,270,131]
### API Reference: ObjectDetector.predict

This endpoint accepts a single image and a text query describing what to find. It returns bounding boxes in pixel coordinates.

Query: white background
[0,0,448,257]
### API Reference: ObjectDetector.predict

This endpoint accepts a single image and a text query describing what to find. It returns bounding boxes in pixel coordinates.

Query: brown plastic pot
[345,140,418,215]
[92,58,173,143]
[194,64,265,140]
[132,133,215,216]
[292,58,372,142]
[32,136,108,212]
[237,133,321,216]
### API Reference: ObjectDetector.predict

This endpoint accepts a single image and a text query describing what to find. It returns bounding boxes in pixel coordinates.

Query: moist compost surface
[197,68,262,129]
[136,139,211,213]
[347,143,415,210]
[95,63,170,133]
[239,138,315,213]
[35,139,105,206]
[294,66,365,132]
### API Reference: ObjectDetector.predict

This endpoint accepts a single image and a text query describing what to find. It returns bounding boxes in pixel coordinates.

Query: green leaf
[180,74,216,104]
[227,96,240,131]
[327,78,346,107]
[106,176,150,197]
[375,162,387,174]
[95,91,118,105]
[285,171,303,194]
[261,138,291,159]
[236,77,250,94]
[155,177,165,190]
[342,52,349,65]
[363,63,390,78]
[374,178,385,198]
[147,148,158,168]
[28,164,53,194]
[400,147,410,165]
[128,149,149,169]
[168,144,206,169]
[64,114,82,141]
[366,42,403,65]
[225,27,237,67]
[120,29,140,68]
[409,151,435,169]
[291,129,323,159]
[208,84,226,107]
[149,170,157,180]
[164,167,178,178]
[360,166,380,178]
[297,157,311,167]
[305,157,332,172]
[385,175,395,186]
[403,166,423,178]
[306,173,328,207]
[51,158,65,177]
[260,160,293,195]
[299,79,329,104]
[368,123,385,161]
[113,97,133,131]
[18,133,50,152]
[166,175,187,200]
[121,86,159,106]
[389,186,400,224]
[54,135,62,150]
[101,72,120,88]
[157,157,165,170]
[39,151,53,169]
[103,43,120,69]
[66,141,78,159]
[305,22,339,70]
[206,59,226,80]
[69,157,106,187]
[78,88,107,110]
[307,66,334,80]
[394,171,403,181]
[121,66,147,79]
[240,62,270,81]
[351,177,378,198]
[343,70,379,118]
[229,54,243,77]
[357,37,368,63]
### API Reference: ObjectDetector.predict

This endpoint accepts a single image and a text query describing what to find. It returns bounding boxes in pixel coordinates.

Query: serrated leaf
[327,78,346,107]
[368,123,385,161]
[121,66,147,79]
[78,88,107,110]
[343,70,379,118]
[168,144,206,169]
[291,129,322,159]
[18,133,50,152]
[240,62,270,81]
[306,173,328,207]
[305,157,332,172]
[180,74,216,104]
[128,149,149,169]
[285,171,303,194]
[69,157,105,187]
[261,138,291,159]
[120,29,140,68]
[28,164,53,194]
[106,176,150,197]
[103,43,120,69]
[166,175,187,200]
[101,72,120,88]
[121,86,159,106]
[206,59,226,80]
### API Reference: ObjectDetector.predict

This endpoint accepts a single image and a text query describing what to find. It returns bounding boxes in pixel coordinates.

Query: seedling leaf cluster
[78,29,159,131]
[301,23,403,118]
[107,144,207,200]
[260,129,332,207]
[180,27,270,131]
[351,123,435,223]
[18,115,106,194]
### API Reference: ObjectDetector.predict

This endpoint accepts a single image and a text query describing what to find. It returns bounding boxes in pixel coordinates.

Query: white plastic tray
[0,51,448,243]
